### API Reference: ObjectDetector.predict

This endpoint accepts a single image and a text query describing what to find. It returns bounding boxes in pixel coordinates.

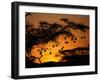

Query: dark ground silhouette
[26,47,89,68]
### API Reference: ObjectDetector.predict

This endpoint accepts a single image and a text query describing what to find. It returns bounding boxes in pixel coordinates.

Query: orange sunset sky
[26,13,89,49]
[26,12,89,63]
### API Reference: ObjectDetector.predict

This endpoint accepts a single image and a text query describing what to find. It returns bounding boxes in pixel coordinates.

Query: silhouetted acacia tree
[25,17,89,57]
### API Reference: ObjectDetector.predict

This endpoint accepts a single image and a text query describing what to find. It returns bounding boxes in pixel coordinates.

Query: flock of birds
[30,34,87,64]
